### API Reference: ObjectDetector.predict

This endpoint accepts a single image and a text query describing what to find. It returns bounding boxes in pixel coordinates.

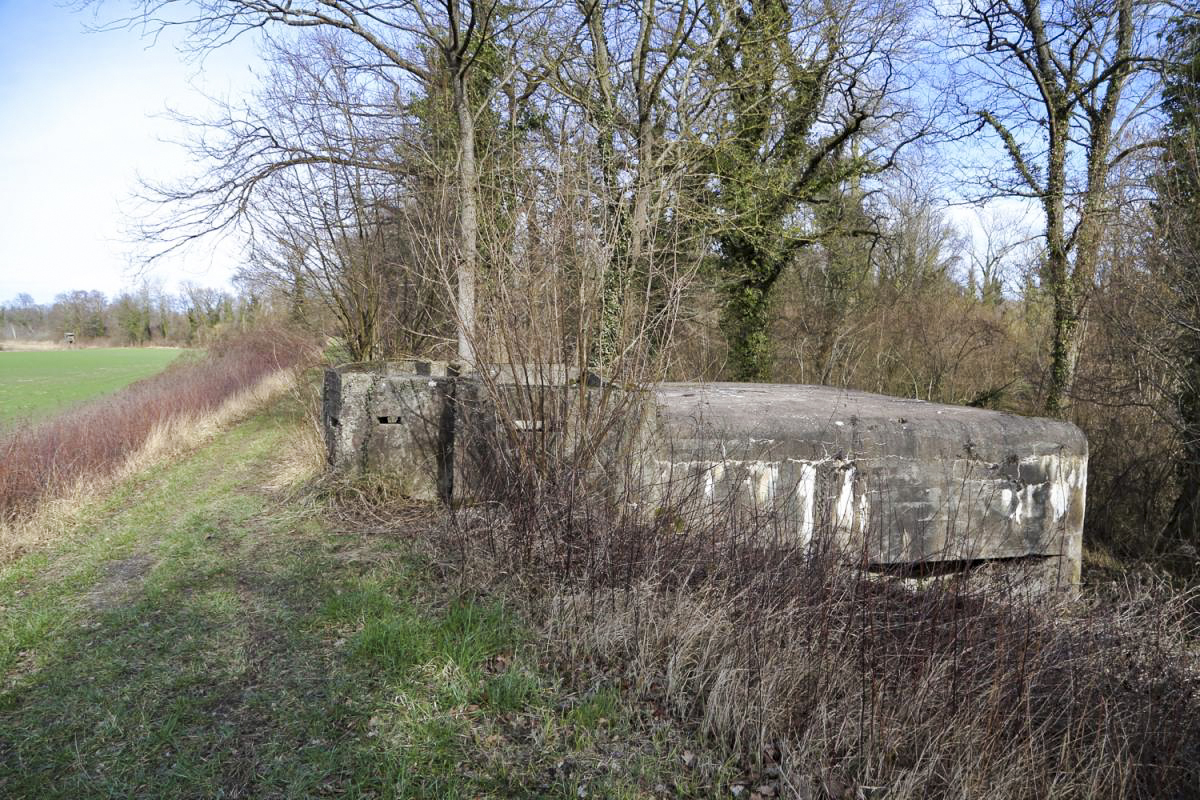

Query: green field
[0,348,184,426]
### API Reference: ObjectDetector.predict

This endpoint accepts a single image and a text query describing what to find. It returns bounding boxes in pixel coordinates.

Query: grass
[0,392,729,798]
[0,347,183,426]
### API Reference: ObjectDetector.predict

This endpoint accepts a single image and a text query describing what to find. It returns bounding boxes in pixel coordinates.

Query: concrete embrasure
[322,366,454,502]
[323,365,1086,588]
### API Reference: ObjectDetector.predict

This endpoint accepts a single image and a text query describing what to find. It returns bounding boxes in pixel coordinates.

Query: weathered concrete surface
[323,367,1087,588]
[322,364,454,501]
[648,383,1086,584]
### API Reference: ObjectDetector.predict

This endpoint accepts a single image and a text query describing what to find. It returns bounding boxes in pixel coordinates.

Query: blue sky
[0,0,256,304]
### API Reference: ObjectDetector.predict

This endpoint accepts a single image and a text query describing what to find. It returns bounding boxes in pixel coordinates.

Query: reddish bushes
[0,328,317,521]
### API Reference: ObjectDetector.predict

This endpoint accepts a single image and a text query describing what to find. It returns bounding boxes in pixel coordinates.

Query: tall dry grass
[438,401,1200,800]
[0,328,318,527]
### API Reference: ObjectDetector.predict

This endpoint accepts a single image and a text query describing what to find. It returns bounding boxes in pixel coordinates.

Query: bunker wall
[323,368,1087,588]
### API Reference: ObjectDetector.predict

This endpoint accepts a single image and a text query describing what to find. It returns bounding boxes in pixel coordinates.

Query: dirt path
[0,398,721,799]
[0,404,367,797]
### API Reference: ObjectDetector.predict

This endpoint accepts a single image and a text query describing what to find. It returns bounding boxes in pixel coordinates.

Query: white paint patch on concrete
[1011,454,1091,524]
[1069,461,1087,563]
[1001,486,1028,522]
[1049,477,1069,521]
[703,462,726,500]
[744,462,778,507]
[835,467,856,530]
[1036,455,1087,522]
[1020,484,1038,523]
[748,462,777,506]
[796,463,817,546]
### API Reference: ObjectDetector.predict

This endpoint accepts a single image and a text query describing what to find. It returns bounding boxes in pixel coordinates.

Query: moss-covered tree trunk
[702,0,876,383]
[715,221,795,382]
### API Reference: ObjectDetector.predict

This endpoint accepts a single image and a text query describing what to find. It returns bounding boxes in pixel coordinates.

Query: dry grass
[260,378,328,494]
[449,504,1200,798]
[431,392,1200,800]
[535,576,1200,799]
[0,340,64,352]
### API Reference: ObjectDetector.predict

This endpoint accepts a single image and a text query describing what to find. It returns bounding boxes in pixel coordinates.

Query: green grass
[0,347,184,425]
[0,392,730,798]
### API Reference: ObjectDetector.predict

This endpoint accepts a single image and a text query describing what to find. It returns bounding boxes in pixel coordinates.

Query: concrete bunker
[322,362,455,502]
[323,363,1086,588]
[646,383,1085,587]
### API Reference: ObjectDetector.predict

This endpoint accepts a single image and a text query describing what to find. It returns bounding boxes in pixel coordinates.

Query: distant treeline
[0,283,290,347]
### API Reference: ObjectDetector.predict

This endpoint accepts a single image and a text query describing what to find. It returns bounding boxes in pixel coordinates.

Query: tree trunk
[1169,336,1200,542]
[590,0,657,375]
[454,73,479,366]
[585,0,622,371]
[1171,454,1200,545]
[720,234,779,382]
[594,258,627,369]
[1040,118,1074,417]
[722,280,773,382]
[1044,276,1081,417]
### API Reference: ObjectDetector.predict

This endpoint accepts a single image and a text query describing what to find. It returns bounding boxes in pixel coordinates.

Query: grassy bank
[0,395,729,799]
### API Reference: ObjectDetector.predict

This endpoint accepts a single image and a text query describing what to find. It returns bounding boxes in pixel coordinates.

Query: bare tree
[236,31,447,361]
[966,207,1037,305]
[548,0,719,372]
[91,0,555,366]
[951,0,1169,416]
